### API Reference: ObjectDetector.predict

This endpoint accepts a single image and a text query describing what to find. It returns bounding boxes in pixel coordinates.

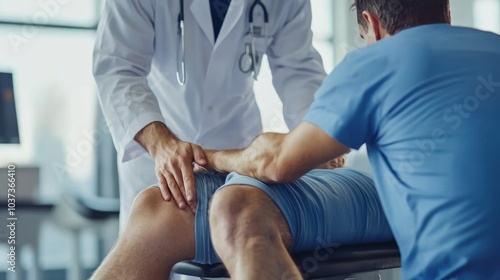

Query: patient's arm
[206,122,350,183]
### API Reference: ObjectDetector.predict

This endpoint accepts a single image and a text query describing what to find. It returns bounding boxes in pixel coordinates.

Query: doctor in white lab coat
[93,0,326,230]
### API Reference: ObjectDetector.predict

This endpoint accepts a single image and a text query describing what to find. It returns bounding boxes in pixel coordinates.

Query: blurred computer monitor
[0,72,20,144]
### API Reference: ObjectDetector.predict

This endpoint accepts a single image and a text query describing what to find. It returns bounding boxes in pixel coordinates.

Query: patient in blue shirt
[304,1,500,279]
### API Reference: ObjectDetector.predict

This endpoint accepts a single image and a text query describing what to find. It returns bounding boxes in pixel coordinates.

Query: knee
[130,186,164,219]
[123,187,195,255]
[127,187,190,236]
[209,186,249,230]
[209,186,280,249]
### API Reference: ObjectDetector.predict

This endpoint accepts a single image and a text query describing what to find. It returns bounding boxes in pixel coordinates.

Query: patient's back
[363,25,500,279]
[305,23,500,278]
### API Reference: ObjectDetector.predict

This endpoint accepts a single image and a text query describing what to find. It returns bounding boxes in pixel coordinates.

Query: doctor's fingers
[157,174,171,201]
[191,144,207,165]
[174,161,197,212]
[163,171,189,211]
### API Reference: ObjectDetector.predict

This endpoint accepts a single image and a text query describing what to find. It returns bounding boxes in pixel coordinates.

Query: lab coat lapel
[205,0,247,100]
[190,0,215,45]
[214,0,245,49]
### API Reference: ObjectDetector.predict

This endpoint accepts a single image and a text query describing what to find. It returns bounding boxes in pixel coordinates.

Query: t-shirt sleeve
[303,51,376,150]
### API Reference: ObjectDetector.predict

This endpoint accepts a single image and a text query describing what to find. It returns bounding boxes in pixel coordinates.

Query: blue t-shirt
[304,24,500,279]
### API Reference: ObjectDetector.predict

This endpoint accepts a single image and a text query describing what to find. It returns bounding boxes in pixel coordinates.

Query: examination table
[172,241,400,279]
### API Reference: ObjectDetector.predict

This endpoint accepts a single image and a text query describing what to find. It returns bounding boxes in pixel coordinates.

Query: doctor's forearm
[134,121,178,157]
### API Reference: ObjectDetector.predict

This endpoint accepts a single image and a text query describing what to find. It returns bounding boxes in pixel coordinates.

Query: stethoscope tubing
[177,0,269,85]
[177,0,186,85]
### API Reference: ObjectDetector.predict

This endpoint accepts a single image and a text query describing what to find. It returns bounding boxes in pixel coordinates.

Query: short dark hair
[352,0,450,34]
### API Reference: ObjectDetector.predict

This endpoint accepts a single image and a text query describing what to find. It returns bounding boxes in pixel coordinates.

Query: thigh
[250,187,293,249]
[221,169,393,253]
[192,172,227,264]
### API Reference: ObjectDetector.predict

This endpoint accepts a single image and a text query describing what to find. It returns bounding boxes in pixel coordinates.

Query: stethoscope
[176,0,269,85]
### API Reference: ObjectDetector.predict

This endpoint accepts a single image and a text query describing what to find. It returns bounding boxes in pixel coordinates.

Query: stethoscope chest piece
[239,44,254,73]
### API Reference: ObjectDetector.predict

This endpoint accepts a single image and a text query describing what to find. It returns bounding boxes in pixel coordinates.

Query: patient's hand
[201,149,233,175]
[316,155,345,170]
[201,150,219,172]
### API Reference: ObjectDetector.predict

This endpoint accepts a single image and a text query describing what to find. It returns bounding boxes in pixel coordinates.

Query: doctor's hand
[135,122,207,212]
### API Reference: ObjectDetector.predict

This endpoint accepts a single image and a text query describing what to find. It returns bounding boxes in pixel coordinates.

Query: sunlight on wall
[474,0,500,33]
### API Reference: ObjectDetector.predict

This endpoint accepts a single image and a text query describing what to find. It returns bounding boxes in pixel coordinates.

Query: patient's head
[352,0,451,44]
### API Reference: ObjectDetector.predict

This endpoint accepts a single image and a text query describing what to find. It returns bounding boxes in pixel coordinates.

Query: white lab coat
[93,0,326,230]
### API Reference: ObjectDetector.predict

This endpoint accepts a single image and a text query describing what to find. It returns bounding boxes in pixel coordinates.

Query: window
[474,0,500,33]
[0,24,98,200]
[255,0,334,132]
[452,0,500,34]
[0,0,99,27]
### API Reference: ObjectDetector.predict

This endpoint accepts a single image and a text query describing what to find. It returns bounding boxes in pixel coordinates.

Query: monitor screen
[0,72,20,144]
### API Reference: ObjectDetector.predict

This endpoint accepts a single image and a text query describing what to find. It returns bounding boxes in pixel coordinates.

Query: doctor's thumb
[192,144,207,165]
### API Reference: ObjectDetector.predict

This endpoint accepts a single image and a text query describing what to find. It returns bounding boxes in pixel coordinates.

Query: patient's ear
[362,11,386,41]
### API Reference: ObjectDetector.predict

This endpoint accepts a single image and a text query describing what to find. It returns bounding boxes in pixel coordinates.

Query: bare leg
[209,185,302,280]
[91,187,195,280]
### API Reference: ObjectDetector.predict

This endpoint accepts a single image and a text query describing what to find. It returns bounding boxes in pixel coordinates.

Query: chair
[173,241,400,279]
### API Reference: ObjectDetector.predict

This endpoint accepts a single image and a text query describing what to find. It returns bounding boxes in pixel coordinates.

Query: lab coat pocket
[241,31,274,59]
[228,33,274,98]
[236,32,274,81]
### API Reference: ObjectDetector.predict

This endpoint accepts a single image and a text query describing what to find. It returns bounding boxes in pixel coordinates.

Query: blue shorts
[193,168,393,264]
